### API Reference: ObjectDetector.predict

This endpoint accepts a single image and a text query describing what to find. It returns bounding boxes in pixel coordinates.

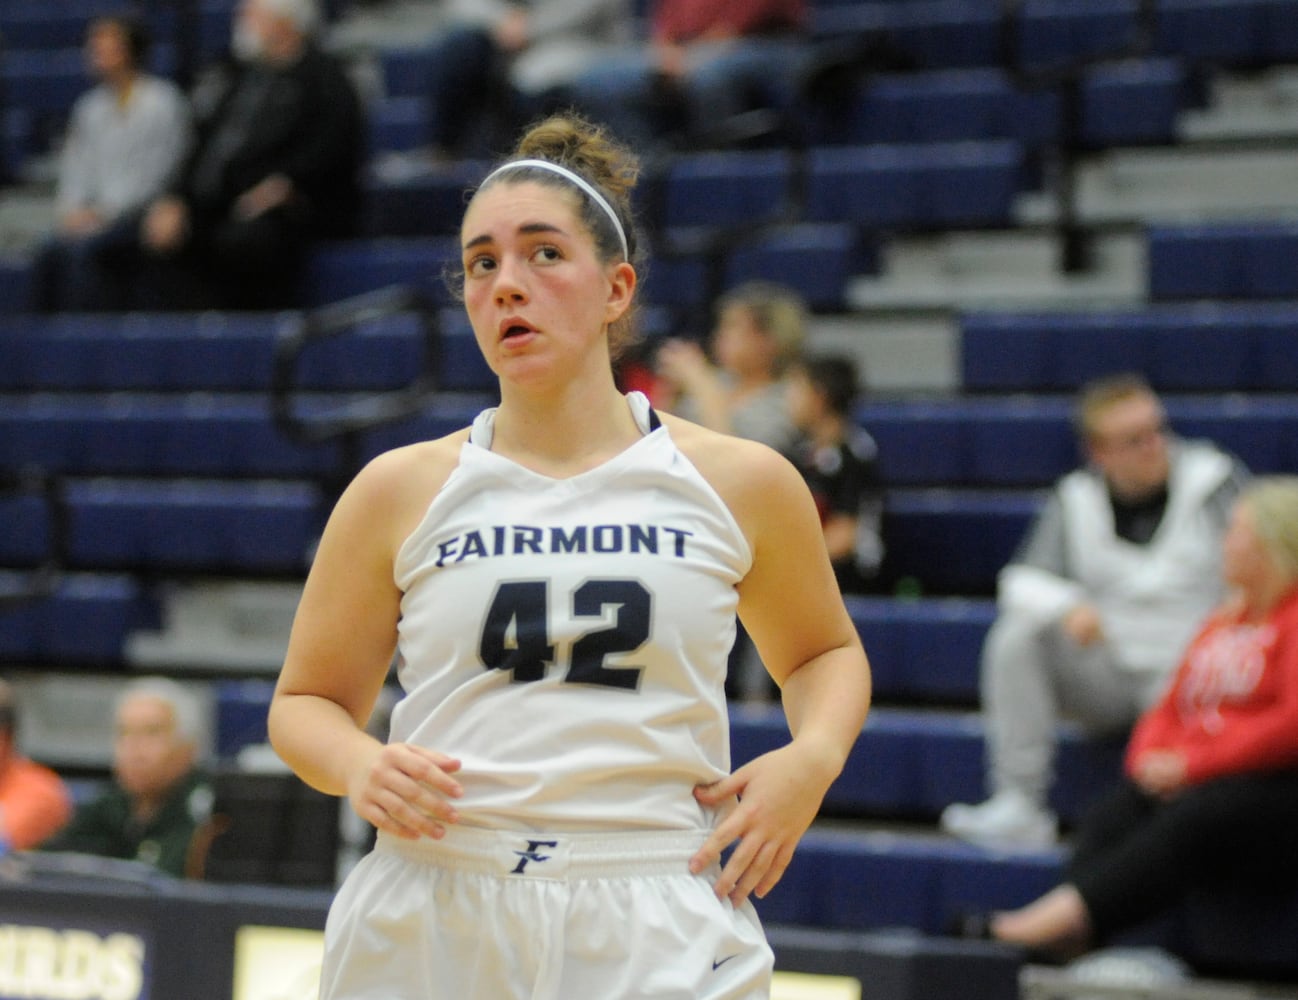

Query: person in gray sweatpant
[941,373,1250,848]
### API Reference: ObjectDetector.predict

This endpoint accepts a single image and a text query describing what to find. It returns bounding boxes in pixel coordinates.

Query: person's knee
[982,611,1049,668]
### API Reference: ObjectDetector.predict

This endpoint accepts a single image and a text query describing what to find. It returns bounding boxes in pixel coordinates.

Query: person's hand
[655,338,715,394]
[689,741,835,906]
[235,174,294,220]
[346,741,463,840]
[142,197,190,253]
[60,207,104,236]
[1131,749,1188,799]
[1062,603,1104,647]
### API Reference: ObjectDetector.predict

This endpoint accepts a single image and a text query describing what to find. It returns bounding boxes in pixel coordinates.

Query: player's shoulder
[344,427,471,510]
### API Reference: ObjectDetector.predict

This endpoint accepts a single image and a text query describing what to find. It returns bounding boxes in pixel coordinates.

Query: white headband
[481,158,629,261]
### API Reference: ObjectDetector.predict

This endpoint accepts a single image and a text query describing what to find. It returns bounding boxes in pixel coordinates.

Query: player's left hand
[689,741,835,906]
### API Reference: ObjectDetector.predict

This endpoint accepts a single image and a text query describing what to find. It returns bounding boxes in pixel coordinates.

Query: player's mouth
[499,318,537,341]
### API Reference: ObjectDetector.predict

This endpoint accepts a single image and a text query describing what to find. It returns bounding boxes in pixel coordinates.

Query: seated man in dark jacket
[129,0,363,309]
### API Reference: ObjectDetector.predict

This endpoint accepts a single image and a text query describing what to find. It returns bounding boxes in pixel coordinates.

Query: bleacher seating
[2,0,1298,989]
[1148,221,1298,300]
[961,302,1298,392]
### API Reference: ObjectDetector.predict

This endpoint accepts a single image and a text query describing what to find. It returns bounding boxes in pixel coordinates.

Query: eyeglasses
[1094,421,1168,452]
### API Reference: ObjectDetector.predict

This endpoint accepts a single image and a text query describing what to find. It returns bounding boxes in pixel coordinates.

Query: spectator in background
[941,373,1250,848]
[43,678,213,879]
[961,478,1298,958]
[0,680,72,853]
[130,0,364,309]
[655,280,806,459]
[786,354,884,595]
[32,14,190,312]
[657,281,807,702]
[567,0,810,151]
[420,0,634,162]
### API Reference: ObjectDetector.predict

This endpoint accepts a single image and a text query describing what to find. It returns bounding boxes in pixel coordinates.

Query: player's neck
[492,383,641,477]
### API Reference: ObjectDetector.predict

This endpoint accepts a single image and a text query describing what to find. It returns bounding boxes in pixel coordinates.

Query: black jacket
[178,44,365,238]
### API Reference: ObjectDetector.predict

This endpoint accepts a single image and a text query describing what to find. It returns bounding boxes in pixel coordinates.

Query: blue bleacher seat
[729,704,1124,826]
[64,479,325,575]
[215,678,275,757]
[0,396,341,478]
[960,304,1298,392]
[1148,221,1298,300]
[369,96,429,155]
[882,488,1040,593]
[722,223,875,312]
[847,595,991,705]
[380,47,433,99]
[1259,0,1298,60]
[804,141,1026,230]
[814,69,1061,148]
[0,48,87,114]
[636,246,712,314]
[755,824,1063,934]
[0,310,495,395]
[0,572,159,663]
[364,159,487,237]
[1154,0,1270,63]
[860,395,1298,489]
[811,1,1004,70]
[301,238,461,307]
[0,313,284,391]
[1016,0,1141,72]
[0,492,53,567]
[661,150,795,230]
[1081,58,1186,147]
[0,257,33,314]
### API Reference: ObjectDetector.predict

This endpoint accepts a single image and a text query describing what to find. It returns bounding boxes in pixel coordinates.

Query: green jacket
[44,770,213,878]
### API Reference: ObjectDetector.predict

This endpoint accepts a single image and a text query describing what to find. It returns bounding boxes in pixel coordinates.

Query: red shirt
[652,0,805,43]
[1126,587,1298,785]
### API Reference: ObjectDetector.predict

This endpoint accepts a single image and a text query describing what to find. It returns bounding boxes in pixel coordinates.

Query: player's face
[460,180,631,388]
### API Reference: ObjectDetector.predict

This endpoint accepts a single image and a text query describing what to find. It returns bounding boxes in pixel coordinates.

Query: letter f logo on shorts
[510,839,559,874]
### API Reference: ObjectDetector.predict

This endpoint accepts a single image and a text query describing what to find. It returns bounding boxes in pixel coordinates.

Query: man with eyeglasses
[941,372,1251,848]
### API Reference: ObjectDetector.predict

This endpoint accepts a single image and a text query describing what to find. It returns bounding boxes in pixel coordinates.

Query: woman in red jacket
[972,475,1298,956]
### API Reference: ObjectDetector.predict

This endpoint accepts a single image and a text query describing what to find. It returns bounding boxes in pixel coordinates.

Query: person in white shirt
[33,14,190,312]
[941,373,1250,848]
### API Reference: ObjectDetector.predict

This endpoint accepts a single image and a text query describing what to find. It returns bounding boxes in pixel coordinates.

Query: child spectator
[786,354,884,594]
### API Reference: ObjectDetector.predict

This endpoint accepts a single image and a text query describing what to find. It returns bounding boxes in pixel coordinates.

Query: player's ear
[605,261,636,325]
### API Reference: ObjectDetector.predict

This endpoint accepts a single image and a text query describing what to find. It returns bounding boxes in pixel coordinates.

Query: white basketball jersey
[389,392,752,833]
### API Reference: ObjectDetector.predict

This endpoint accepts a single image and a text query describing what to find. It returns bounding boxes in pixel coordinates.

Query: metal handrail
[270,284,445,495]
[0,467,69,610]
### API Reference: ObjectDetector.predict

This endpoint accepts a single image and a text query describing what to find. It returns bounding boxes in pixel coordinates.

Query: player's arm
[268,443,463,840]
[686,436,872,903]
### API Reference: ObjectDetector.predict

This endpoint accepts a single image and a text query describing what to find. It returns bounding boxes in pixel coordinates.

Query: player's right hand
[347,742,463,840]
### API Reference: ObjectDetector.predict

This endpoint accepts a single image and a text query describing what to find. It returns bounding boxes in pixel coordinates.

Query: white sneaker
[940,790,1058,848]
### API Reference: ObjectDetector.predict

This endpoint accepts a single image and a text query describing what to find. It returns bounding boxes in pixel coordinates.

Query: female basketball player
[268,112,872,999]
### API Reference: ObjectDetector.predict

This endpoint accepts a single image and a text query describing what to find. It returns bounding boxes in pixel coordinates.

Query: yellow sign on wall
[231,927,324,1000]
[772,970,863,1000]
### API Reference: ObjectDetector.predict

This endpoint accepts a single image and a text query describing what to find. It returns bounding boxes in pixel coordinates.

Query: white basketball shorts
[318,826,774,999]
